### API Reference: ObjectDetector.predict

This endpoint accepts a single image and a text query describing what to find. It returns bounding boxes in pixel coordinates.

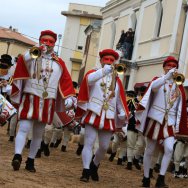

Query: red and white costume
[77,69,129,131]
[136,72,187,184]
[11,52,75,124]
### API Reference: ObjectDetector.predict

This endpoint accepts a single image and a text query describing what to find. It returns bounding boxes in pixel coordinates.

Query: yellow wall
[73,51,83,59]
[135,64,163,83]
[80,18,90,26]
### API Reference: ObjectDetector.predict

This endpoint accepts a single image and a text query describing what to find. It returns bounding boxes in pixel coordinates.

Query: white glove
[164,68,176,80]
[103,64,113,75]
[64,97,73,110]
[118,111,126,120]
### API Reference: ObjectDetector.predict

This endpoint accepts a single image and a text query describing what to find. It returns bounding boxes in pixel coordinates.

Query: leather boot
[90,160,99,181]
[117,158,123,165]
[43,143,50,156]
[108,152,116,162]
[126,162,132,170]
[142,176,150,187]
[25,158,36,173]
[9,136,14,142]
[35,149,42,158]
[54,139,62,148]
[76,144,84,156]
[149,168,154,178]
[61,145,67,152]
[12,154,22,171]
[155,175,168,188]
[80,169,90,182]
[133,158,141,170]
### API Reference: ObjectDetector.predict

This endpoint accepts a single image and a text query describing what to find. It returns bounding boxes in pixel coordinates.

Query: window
[154,0,163,38]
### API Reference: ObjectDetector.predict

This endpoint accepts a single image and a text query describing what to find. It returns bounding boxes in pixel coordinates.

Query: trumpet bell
[115,63,126,74]
[173,73,185,85]
[30,47,41,59]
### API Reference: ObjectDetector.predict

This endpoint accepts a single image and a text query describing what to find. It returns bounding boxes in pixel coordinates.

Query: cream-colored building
[60,3,102,83]
[0,26,36,58]
[99,0,188,97]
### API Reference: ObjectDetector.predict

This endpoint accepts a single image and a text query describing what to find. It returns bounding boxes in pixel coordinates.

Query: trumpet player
[136,56,187,188]
[76,49,129,182]
[11,30,75,172]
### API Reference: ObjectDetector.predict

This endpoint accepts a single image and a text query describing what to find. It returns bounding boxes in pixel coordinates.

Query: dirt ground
[0,126,187,188]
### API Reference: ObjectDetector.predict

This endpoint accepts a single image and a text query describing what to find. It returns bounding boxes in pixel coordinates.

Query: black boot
[154,163,160,173]
[50,142,55,148]
[109,152,116,162]
[133,158,141,170]
[25,140,31,149]
[12,154,22,171]
[142,176,150,187]
[155,175,168,188]
[25,158,36,173]
[90,160,99,181]
[117,158,123,165]
[9,136,14,142]
[61,145,67,152]
[35,149,42,158]
[149,168,154,178]
[43,143,50,156]
[76,144,84,156]
[54,139,62,148]
[126,162,132,170]
[80,169,90,182]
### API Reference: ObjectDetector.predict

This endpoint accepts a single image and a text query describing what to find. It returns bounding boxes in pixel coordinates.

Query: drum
[0,94,17,126]
[52,111,73,129]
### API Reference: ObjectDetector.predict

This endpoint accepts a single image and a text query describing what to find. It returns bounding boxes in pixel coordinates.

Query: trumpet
[30,46,42,59]
[173,73,185,85]
[114,63,126,74]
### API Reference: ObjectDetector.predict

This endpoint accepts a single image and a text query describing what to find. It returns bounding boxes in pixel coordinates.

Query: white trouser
[174,141,188,171]
[15,120,45,159]
[9,114,18,137]
[62,127,72,147]
[82,124,112,169]
[143,137,175,178]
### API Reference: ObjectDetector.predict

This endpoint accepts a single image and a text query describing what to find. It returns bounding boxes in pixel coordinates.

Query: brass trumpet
[173,73,185,85]
[114,63,126,74]
[30,46,42,59]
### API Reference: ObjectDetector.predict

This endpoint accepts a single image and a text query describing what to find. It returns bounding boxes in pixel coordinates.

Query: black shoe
[50,142,55,148]
[35,149,42,158]
[155,175,168,188]
[122,156,127,162]
[90,160,99,181]
[126,162,132,170]
[133,158,141,170]
[43,143,50,156]
[54,139,62,148]
[25,158,36,173]
[80,169,90,182]
[117,158,123,165]
[25,140,31,149]
[182,168,188,178]
[9,136,14,142]
[76,144,84,156]
[142,176,150,187]
[149,168,154,178]
[12,154,22,171]
[61,145,67,152]
[154,163,160,173]
[109,152,116,162]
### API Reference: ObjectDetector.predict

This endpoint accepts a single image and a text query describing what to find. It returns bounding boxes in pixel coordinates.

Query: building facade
[0,26,36,58]
[60,3,102,83]
[99,0,188,96]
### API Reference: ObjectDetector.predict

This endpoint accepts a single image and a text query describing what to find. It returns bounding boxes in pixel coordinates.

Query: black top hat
[0,54,13,69]
[72,81,78,89]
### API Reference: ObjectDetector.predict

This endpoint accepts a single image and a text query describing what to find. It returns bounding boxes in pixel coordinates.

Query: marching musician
[0,54,13,97]
[11,30,75,172]
[136,56,187,187]
[76,48,129,182]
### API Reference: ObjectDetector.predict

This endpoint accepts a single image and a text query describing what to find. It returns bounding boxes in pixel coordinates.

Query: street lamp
[57,34,62,56]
